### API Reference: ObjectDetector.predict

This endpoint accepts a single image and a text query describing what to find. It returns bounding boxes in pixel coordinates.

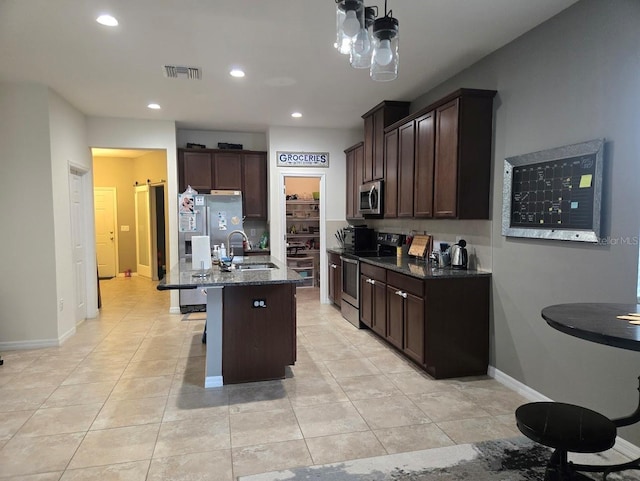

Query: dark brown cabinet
[213,152,242,190]
[433,90,496,219]
[345,142,364,220]
[423,276,489,379]
[180,151,214,192]
[386,271,424,363]
[358,259,490,379]
[222,283,296,384]
[414,111,435,217]
[378,89,495,220]
[397,120,416,218]
[360,263,386,337]
[242,152,267,219]
[178,149,268,220]
[433,100,459,218]
[327,252,342,307]
[383,129,398,218]
[362,101,410,183]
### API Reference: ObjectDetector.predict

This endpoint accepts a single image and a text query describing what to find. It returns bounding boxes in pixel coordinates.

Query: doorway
[92,149,169,281]
[94,187,118,278]
[283,175,324,298]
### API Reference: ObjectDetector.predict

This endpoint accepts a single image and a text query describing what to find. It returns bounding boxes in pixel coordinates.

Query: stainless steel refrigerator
[178,190,244,312]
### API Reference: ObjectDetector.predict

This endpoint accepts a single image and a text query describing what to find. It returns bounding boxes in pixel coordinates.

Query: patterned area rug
[239,437,640,481]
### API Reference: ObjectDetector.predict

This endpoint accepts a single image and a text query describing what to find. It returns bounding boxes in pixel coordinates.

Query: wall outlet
[250,228,256,236]
[121,225,129,232]
[59,298,64,311]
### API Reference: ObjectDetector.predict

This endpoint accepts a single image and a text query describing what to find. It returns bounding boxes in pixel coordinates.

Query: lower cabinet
[387,271,424,364]
[360,263,386,337]
[328,252,342,307]
[360,261,490,379]
[222,283,296,384]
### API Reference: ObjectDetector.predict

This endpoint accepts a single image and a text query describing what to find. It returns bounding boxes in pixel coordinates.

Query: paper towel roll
[191,236,212,270]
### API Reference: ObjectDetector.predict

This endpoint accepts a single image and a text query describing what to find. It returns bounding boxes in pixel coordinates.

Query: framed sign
[277,151,329,167]
[502,138,604,243]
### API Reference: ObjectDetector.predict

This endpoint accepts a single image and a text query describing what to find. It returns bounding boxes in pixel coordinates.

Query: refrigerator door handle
[205,206,210,237]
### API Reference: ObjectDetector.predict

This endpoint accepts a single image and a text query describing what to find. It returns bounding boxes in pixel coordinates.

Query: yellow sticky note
[579,174,593,188]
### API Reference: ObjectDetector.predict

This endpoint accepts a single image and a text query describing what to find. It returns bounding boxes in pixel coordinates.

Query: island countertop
[157,255,302,290]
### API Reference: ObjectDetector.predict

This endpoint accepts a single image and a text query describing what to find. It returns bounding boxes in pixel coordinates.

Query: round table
[539,302,640,479]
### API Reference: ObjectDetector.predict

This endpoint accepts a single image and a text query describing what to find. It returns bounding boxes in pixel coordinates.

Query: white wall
[267,126,360,300]
[0,83,59,345]
[48,89,94,340]
[87,117,179,311]
[176,129,267,151]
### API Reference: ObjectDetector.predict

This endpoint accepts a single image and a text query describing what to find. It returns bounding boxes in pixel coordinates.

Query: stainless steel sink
[233,262,279,271]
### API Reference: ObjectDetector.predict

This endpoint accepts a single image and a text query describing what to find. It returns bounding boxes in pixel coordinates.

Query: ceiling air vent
[163,65,201,80]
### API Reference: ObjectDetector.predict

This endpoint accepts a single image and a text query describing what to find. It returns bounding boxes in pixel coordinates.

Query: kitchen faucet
[226,230,249,257]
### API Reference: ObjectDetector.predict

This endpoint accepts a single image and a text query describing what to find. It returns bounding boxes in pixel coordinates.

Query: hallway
[0,277,525,480]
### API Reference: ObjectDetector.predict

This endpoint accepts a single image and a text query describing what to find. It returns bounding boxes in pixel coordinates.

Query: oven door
[340,256,359,306]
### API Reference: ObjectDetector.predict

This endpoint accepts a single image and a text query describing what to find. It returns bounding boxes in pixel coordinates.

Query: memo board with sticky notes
[501,138,604,243]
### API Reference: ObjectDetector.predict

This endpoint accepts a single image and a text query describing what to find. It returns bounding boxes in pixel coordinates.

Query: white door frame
[279,172,327,302]
[134,184,158,279]
[94,187,119,278]
[69,162,98,319]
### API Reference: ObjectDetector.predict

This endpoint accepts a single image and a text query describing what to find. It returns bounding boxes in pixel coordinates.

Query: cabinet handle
[330,264,337,269]
[395,290,407,298]
[370,279,376,285]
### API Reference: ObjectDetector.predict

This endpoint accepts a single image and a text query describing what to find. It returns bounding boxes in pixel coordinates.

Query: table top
[542,303,640,352]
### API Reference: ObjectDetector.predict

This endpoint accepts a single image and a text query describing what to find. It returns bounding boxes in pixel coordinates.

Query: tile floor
[0,276,529,480]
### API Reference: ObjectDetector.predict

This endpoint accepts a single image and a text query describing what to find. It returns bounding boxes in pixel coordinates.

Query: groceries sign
[277,151,329,168]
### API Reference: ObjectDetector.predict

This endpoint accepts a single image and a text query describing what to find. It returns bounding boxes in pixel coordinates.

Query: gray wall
[411,0,640,443]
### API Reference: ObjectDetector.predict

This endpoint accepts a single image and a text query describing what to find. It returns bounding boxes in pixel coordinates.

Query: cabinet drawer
[361,263,386,282]
[387,271,424,297]
[328,252,341,265]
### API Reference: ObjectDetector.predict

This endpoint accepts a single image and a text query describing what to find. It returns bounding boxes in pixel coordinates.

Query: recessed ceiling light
[148,103,161,110]
[291,112,302,118]
[230,69,245,78]
[96,14,118,27]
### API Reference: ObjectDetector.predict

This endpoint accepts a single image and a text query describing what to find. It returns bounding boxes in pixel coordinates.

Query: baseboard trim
[169,307,181,314]
[0,338,60,351]
[488,365,640,460]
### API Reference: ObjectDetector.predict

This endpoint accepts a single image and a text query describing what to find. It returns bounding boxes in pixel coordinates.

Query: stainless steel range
[340,230,405,328]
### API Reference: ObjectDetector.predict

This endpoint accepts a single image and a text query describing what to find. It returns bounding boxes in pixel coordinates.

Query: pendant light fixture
[350,6,376,69]
[334,0,399,81]
[370,0,399,81]
[335,0,364,55]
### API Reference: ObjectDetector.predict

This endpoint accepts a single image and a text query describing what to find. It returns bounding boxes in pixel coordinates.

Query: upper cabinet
[180,151,214,192]
[362,101,410,183]
[242,152,268,220]
[178,148,268,220]
[345,142,364,220]
[383,89,496,219]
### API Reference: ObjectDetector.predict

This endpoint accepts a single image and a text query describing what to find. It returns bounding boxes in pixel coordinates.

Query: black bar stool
[516,402,617,480]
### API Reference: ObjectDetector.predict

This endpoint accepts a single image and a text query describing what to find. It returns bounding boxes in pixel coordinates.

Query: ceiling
[0,0,578,133]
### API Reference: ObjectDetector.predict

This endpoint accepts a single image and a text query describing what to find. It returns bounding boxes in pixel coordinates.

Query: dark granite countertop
[326,248,490,280]
[158,255,302,290]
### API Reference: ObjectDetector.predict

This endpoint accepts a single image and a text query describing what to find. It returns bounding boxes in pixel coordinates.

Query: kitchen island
[158,256,302,387]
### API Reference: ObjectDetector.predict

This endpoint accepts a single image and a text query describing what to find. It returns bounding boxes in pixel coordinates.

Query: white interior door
[134,185,154,278]
[70,171,87,323]
[94,187,117,278]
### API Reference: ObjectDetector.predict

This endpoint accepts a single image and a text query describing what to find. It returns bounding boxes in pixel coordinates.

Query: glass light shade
[350,6,375,69]
[335,0,364,54]
[370,16,399,81]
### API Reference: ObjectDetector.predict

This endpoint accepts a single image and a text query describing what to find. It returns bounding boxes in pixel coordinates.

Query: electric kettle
[450,239,468,269]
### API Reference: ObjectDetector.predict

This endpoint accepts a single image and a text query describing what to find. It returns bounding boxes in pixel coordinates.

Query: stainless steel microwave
[359,180,383,215]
